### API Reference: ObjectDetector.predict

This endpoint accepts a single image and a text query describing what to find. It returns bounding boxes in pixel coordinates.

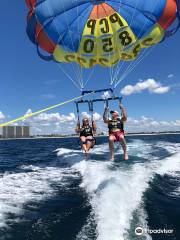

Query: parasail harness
[75,88,122,146]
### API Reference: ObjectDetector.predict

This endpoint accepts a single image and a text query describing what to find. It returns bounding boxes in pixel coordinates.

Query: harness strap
[88,100,95,132]
[76,102,80,123]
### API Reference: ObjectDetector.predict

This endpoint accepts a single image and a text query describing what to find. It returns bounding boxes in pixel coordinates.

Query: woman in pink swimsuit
[103,103,128,161]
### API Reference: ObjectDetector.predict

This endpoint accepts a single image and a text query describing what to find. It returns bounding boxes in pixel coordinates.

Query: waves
[69,140,180,240]
[0,136,180,240]
[0,162,78,231]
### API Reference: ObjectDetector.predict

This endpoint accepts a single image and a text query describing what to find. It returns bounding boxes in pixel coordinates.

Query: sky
[0,1,180,134]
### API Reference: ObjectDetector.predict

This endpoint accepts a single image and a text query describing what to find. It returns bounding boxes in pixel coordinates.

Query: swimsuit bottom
[109,131,125,142]
[80,136,95,144]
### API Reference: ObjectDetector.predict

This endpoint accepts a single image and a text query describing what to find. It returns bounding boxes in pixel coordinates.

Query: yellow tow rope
[0,92,93,127]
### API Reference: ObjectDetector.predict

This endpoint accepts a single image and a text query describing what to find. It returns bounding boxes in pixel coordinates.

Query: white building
[2,126,30,138]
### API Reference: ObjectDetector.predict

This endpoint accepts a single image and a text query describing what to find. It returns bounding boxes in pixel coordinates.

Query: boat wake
[0,139,179,240]
[70,140,180,240]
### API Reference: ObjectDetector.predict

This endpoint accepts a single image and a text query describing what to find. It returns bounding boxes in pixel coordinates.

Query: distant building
[2,126,30,139]
[3,126,15,138]
[15,126,23,138]
[23,126,30,138]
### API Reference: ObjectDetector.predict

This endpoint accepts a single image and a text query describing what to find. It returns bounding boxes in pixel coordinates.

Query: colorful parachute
[26,0,179,68]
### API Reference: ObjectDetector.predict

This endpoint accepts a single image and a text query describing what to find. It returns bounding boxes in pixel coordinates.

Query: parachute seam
[46,1,84,88]
[113,0,161,88]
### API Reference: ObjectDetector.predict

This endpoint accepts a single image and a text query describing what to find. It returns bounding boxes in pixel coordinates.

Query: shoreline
[0,132,180,141]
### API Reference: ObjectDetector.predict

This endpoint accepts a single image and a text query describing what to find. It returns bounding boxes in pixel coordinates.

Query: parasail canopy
[26,0,178,68]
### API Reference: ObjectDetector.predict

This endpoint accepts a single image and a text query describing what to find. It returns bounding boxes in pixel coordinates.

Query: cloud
[81,112,102,121]
[44,79,60,85]
[101,91,112,99]
[167,74,174,79]
[152,86,170,94]
[174,120,180,126]
[81,112,91,119]
[0,111,5,121]
[21,108,180,135]
[22,111,77,135]
[68,113,76,121]
[41,94,55,99]
[126,116,180,133]
[93,112,102,121]
[25,109,33,115]
[1,106,179,135]
[31,126,42,132]
[121,79,170,96]
[33,112,76,124]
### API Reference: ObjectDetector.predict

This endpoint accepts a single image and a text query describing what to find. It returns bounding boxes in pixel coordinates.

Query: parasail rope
[114,45,157,88]
[0,92,94,127]
[61,1,84,88]
[46,2,83,89]
[76,0,85,90]
[110,0,140,86]
[56,63,81,91]
[84,67,95,88]
[33,3,83,90]
[112,0,160,88]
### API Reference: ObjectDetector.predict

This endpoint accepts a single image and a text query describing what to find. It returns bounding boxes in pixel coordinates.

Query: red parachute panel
[36,23,56,54]
[89,3,116,20]
[158,0,177,29]
[25,0,36,9]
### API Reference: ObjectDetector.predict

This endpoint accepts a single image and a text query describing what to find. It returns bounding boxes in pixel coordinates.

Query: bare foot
[110,156,115,161]
[124,152,129,160]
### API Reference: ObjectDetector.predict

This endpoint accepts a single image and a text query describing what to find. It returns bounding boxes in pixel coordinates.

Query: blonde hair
[83,117,89,121]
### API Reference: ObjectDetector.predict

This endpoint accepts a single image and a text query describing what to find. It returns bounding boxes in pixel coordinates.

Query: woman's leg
[86,141,92,152]
[120,137,129,160]
[109,135,115,161]
[80,136,87,153]
[86,137,95,152]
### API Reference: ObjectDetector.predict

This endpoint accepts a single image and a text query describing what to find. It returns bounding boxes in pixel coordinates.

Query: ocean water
[0,135,180,240]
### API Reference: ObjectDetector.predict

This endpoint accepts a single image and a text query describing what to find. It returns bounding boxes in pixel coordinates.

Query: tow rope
[0,93,94,127]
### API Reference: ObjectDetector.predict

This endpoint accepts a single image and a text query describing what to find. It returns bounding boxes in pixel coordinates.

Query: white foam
[127,139,155,159]
[92,143,110,155]
[153,142,180,175]
[1,139,179,238]
[0,164,74,228]
[73,140,180,240]
[73,159,153,240]
[156,152,180,175]
[55,147,81,156]
[158,142,180,154]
